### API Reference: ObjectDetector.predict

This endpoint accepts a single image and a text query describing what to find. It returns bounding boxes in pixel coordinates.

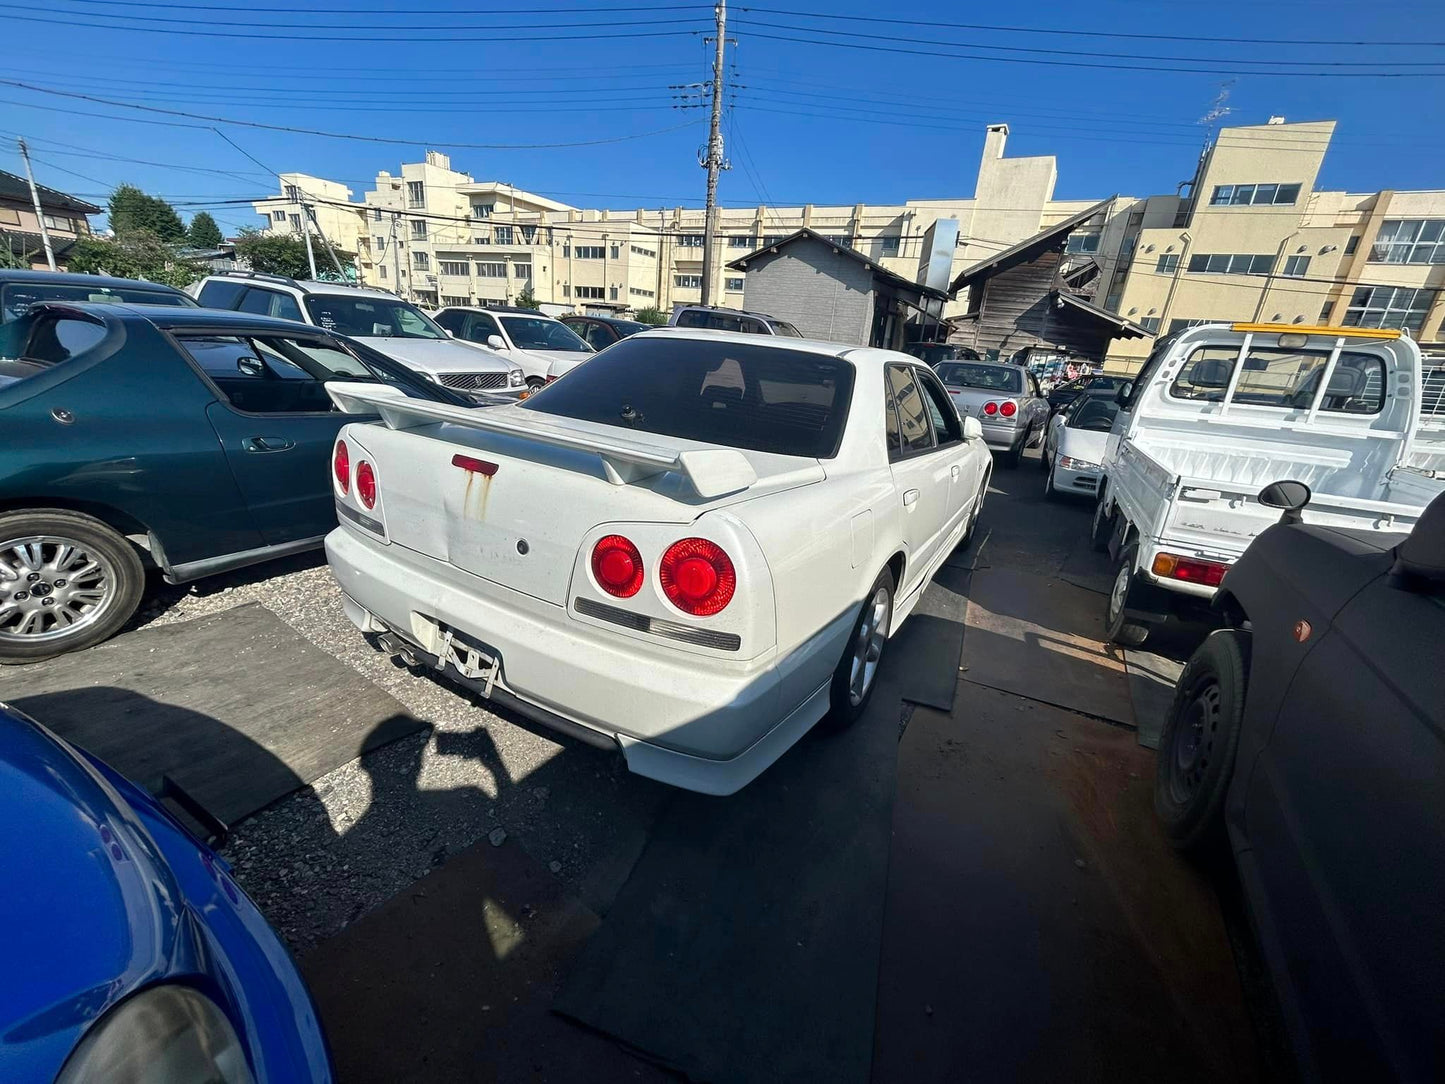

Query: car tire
[961,470,989,549]
[1090,492,1115,553]
[1043,457,1060,501]
[0,509,146,664]
[1001,431,1025,470]
[1155,629,1251,850]
[824,566,895,730]
[526,377,546,393]
[1105,545,1152,647]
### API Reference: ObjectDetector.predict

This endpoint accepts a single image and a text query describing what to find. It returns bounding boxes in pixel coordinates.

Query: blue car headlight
[56,985,254,1084]
[508,368,524,387]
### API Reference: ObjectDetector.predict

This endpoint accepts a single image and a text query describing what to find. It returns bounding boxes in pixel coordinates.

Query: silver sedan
[935,360,1049,468]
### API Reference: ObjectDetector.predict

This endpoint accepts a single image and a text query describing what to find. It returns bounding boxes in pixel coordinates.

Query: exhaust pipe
[377,631,419,667]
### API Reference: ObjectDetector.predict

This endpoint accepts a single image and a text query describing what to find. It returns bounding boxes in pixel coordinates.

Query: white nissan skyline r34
[323,329,991,794]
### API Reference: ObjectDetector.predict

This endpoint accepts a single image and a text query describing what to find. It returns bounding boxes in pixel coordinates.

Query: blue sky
[2,0,1442,236]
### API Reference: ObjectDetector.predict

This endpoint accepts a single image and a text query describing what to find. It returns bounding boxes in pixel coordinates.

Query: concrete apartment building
[0,169,100,269]
[250,119,1444,367]
[251,172,364,266]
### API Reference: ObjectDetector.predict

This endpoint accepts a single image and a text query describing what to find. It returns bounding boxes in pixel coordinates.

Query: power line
[0,82,705,150]
[55,0,708,12]
[736,6,1445,49]
[732,26,1445,78]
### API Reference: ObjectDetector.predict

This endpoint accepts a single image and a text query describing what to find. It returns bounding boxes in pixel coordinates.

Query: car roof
[676,303,779,320]
[439,304,549,316]
[636,326,922,369]
[569,314,646,327]
[43,301,334,334]
[0,269,190,293]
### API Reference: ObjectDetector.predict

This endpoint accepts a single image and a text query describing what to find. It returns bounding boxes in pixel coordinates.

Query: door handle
[242,437,296,453]
[950,464,961,479]
[902,489,920,509]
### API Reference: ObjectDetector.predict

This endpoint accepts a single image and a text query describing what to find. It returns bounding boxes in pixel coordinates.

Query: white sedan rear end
[324,330,990,793]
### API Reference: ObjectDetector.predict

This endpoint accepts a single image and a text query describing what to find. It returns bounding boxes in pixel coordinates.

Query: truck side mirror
[1258,480,1312,525]
[1115,380,1135,410]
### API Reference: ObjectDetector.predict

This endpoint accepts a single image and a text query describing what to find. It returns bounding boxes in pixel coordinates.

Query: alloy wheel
[848,586,892,707]
[0,536,117,643]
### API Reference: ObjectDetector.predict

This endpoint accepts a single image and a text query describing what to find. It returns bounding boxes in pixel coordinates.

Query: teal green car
[0,302,468,663]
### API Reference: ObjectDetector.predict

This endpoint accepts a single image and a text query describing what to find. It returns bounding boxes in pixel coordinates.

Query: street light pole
[699,0,727,307]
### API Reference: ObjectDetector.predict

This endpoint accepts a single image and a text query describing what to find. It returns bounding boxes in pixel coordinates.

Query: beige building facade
[249,120,1444,361]
[0,169,100,269]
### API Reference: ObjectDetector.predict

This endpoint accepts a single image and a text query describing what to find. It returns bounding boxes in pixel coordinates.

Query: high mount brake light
[660,538,736,616]
[592,535,643,598]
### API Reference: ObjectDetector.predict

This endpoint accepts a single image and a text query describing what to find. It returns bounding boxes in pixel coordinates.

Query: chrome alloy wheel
[0,536,117,643]
[848,586,892,707]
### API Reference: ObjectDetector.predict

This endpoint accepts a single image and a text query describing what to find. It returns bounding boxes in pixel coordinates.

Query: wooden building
[947,198,1150,365]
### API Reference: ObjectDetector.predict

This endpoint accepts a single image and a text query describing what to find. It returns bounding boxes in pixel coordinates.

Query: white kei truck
[1092,322,1445,646]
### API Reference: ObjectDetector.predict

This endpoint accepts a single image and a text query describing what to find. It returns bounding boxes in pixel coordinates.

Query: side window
[676,309,708,328]
[196,280,246,309]
[916,368,962,445]
[23,316,106,364]
[884,371,902,459]
[270,292,303,322]
[237,288,281,316]
[887,364,935,455]
[180,334,339,414]
[739,317,768,334]
[434,309,464,333]
[1026,372,1043,398]
[584,323,614,349]
[464,313,499,343]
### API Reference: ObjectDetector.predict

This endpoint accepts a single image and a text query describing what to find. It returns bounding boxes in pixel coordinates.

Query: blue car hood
[0,708,185,1076]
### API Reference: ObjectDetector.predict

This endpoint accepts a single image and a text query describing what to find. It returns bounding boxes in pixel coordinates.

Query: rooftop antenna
[1198,81,1235,146]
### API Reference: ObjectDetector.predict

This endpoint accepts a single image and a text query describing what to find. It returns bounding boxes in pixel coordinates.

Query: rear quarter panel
[0,319,260,564]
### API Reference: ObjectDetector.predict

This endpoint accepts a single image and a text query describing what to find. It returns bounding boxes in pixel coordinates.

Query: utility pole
[17,138,56,271]
[699,0,727,306]
[304,202,346,280]
[389,212,404,299]
[300,215,319,279]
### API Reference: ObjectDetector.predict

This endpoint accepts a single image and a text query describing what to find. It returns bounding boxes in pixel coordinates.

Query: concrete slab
[0,603,422,825]
[1124,648,1186,751]
[872,684,1262,1083]
[961,569,1135,726]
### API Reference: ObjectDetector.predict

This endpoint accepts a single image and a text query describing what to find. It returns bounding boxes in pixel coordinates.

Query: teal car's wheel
[0,510,145,664]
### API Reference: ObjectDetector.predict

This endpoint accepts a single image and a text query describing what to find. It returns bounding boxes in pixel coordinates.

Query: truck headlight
[508,368,524,387]
[56,985,254,1084]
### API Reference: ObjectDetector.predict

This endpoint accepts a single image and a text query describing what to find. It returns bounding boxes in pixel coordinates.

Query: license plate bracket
[436,625,500,696]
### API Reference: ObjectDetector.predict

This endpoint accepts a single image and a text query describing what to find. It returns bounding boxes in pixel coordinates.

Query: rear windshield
[305,294,445,339]
[521,336,854,458]
[498,315,591,352]
[1067,397,1119,431]
[2,282,194,321]
[935,362,1022,394]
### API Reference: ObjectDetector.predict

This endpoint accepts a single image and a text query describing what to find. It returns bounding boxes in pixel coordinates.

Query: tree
[634,306,667,325]
[66,228,203,289]
[108,185,185,242]
[233,228,354,280]
[187,211,224,249]
[515,287,538,310]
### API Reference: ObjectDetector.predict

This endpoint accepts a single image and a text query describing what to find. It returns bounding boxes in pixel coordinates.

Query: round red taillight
[591,535,643,598]
[660,538,735,616]
[356,461,377,509]
[999,400,1018,418]
[983,401,999,416]
[333,440,350,495]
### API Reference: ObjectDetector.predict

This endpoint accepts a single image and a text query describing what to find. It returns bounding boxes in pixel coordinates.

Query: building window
[373,235,386,249]
[575,286,605,299]
[761,235,787,247]
[1368,219,1445,265]
[272,210,287,222]
[494,225,513,245]
[1138,316,1161,333]
[1282,255,1310,277]
[609,285,619,301]
[406,181,425,208]
[473,203,493,219]
[677,234,704,248]
[372,208,383,222]
[1208,183,1302,207]
[442,295,469,306]
[725,277,744,292]
[413,252,430,271]
[472,235,490,245]
[1187,253,1274,276]
[288,213,302,232]
[609,244,620,260]
[729,235,753,249]
[439,260,469,276]
[514,263,531,278]
[408,219,427,240]
[1064,231,1100,254]
[823,235,851,248]
[1319,301,1334,322]
[631,244,656,258]
[1155,253,1179,273]
[1342,286,1434,332]
[519,225,536,244]
[674,274,702,289]
[630,286,655,298]
[877,235,901,257]
[476,262,507,278]
[284,184,300,201]
[562,285,570,297]
[378,265,388,279]
[574,245,604,259]
[0,208,18,225]
[1344,235,1360,256]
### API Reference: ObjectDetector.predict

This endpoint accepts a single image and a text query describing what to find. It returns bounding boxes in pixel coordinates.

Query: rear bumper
[325,526,831,795]
[981,421,1026,452]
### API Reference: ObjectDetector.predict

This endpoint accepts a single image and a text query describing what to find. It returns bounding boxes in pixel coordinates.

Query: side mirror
[962,416,984,442]
[237,356,267,378]
[1115,380,1135,409]
[486,334,506,350]
[444,328,456,338]
[1392,489,1445,588]
[1258,480,1312,525]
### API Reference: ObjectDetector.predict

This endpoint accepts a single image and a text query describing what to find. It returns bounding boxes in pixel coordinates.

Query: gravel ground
[128,555,671,956]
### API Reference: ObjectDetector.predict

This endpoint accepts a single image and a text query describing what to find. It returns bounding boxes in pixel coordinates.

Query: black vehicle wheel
[1105,545,1151,647]
[1155,629,1251,850]
[1043,457,1060,501]
[1090,493,1115,553]
[1001,432,1025,470]
[0,510,146,664]
[961,471,989,549]
[526,377,546,393]
[824,567,895,730]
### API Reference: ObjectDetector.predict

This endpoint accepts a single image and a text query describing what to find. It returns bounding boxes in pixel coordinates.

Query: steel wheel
[0,536,118,644]
[848,585,892,707]
[1168,679,1221,804]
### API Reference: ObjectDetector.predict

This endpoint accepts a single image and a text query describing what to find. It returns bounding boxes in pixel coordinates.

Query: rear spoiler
[325,381,758,499]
